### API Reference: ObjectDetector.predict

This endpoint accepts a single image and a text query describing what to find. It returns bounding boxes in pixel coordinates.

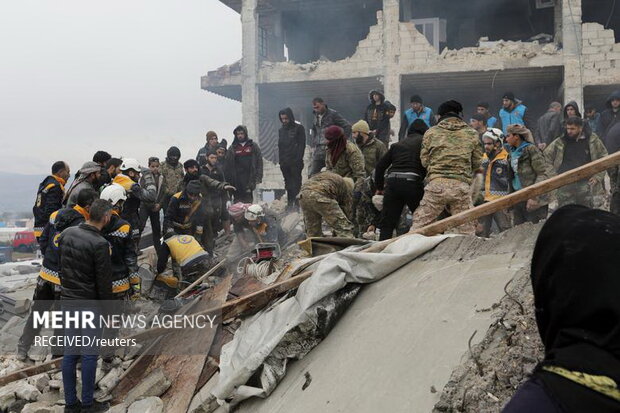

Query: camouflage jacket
[544,132,608,183]
[300,171,353,219]
[420,117,483,184]
[356,176,380,232]
[160,161,185,197]
[325,141,366,191]
[358,138,388,177]
[509,144,552,204]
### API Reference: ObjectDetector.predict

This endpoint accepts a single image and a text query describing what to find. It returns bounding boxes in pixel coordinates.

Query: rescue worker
[100,184,140,299]
[375,119,428,240]
[499,92,531,134]
[299,171,355,238]
[183,159,201,186]
[93,151,112,187]
[353,120,387,176]
[478,128,512,237]
[160,146,185,215]
[398,95,435,140]
[226,204,283,266]
[476,102,501,130]
[155,231,211,297]
[201,150,230,240]
[33,161,70,242]
[411,100,483,234]
[64,161,101,208]
[363,90,396,146]
[224,125,263,203]
[17,189,98,360]
[197,131,226,166]
[278,107,306,210]
[310,97,352,176]
[113,158,156,254]
[544,117,608,208]
[103,158,123,186]
[505,124,551,225]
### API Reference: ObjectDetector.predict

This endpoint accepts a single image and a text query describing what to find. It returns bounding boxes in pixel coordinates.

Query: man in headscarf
[64,161,102,208]
[410,100,482,234]
[324,125,365,192]
[503,205,620,413]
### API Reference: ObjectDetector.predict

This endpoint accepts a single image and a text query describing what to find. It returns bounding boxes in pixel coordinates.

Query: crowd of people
[20,88,620,412]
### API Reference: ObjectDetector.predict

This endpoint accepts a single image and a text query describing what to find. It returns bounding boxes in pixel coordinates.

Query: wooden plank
[174,259,226,299]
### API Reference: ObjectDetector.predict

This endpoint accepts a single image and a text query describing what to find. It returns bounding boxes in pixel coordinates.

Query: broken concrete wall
[581,22,620,86]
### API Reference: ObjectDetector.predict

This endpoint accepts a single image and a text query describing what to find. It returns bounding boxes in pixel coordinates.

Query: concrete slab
[235,226,538,413]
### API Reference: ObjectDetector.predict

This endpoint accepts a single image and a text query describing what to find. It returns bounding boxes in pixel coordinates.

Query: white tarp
[210,234,451,409]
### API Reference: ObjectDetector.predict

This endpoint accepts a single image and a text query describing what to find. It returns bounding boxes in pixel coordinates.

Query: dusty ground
[432,259,544,412]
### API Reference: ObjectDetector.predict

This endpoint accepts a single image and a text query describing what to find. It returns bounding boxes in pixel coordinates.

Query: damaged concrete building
[203,0,619,190]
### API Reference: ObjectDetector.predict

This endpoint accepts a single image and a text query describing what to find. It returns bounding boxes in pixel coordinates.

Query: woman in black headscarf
[503,205,620,412]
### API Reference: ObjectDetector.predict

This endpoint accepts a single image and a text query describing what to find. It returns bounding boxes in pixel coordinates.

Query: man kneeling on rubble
[226,203,283,269]
[154,231,211,297]
[299,171,355,238]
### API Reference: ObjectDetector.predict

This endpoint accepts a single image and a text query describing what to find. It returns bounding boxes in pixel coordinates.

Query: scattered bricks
[0,391,16,412]
[127,397,164,413]
[108,403,129,413]
[28,373,50,393]
[48,380,62,390]
[16,383,42,402]
[21,401,63,413]
[123,368,171,406]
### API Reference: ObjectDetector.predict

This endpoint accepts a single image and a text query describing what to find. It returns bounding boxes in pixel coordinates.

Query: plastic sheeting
[210,234,451,410]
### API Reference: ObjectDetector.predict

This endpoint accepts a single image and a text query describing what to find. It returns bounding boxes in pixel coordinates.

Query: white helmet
[244,204,265,221]
[120,158,141,172]
[100,184,127,206]
[482,128,505,144]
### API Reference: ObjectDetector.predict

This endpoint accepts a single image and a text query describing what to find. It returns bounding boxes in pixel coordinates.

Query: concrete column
[241,0,259,141]
[562,0,583,108]
[382,0,401,143]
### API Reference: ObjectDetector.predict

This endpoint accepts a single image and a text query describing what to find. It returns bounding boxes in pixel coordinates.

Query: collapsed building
[203,0,620,190]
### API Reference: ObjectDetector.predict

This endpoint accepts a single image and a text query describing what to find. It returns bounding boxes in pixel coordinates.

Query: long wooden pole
[174,259,226,299]
[2,152,618,387]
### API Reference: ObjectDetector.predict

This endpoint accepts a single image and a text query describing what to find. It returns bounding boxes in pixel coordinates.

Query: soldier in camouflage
[411,100,483,234]
[544,117,608,208]
[299,171,355,238]
[352,120,388,176]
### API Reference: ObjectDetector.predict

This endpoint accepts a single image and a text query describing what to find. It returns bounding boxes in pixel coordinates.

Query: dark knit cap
[167,146,181,158]
[186,180,201,195]
[324,125,345,141]
[503,92,516,102]
[184,159,200,170]
[437,100,463,117]
[410,95,423,104]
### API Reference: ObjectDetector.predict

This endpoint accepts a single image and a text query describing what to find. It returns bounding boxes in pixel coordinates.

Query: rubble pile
[433,266,544,412]
[440,39,559,62]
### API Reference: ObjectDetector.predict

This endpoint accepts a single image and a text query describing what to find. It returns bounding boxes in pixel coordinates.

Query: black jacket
[224,126,264,190]
[312,106,352,148]
[374,133,426,190]
[39,207,88,285]
[59,223,114,300]
[600,90,620,139]
[33,175,65,236]
[278,108,306,166]
[103,213,139,292]
[164,190,204,235]
[363,90,395,144]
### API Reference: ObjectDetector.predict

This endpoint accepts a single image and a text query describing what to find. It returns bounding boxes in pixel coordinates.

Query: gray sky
[0,0,241,175]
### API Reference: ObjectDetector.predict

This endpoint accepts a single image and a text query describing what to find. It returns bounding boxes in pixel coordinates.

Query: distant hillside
[0,172,46,214]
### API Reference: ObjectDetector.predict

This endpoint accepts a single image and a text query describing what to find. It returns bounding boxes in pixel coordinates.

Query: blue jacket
[399,106,435,140]
[500,104,527,134]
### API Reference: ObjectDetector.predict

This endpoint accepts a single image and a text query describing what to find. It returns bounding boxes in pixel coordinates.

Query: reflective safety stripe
[39,268,61,285]
[543,365,620,402]
[112,278,130,293]
[34,228,44,237]
[129,272,140,285]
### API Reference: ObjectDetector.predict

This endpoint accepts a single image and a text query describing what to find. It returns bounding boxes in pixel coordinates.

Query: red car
[12,231,37,252]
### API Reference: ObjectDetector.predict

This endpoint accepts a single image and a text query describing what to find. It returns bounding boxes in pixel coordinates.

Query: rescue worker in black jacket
[17,188,98,360]
[113,158,156,254]
[375,119,428,240]
[33,161,71,242]
[363,90,396,146]
[278,107,306,210]
[100,184,140,298]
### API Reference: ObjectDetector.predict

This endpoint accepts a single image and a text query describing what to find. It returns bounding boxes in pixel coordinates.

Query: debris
[127,396,164,413]
[16,383,41,402]
[20,401,63,413]
[301,372,312,391]
[98,367,124,395]
[123,368,171,407]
